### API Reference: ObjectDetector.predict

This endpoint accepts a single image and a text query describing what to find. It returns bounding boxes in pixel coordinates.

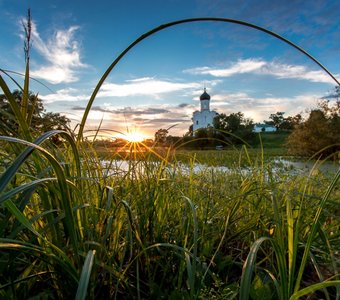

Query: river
[101,157,339,178]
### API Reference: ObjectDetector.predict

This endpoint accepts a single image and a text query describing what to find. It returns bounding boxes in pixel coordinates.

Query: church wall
[193,110,218,132]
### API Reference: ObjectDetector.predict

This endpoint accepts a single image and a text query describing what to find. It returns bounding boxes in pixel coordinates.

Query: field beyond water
[93,131,291,167]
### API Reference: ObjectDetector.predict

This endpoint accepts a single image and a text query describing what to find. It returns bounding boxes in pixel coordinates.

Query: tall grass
[239,167,340,300]
[0,13,339,299]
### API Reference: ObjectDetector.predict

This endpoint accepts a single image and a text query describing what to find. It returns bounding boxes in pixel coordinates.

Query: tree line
[1,87,339,158]
[155,87,340,158]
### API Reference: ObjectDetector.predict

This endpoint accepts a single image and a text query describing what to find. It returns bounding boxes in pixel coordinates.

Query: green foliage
[280,114,302,131]
[286,92,340,157]
[213,112,254,133]
[265,112,285,130]
[213,112,256,146]
[264,112,302,131]
[193,127,216,149]
[0,90,71,141]
[154,128,168,145]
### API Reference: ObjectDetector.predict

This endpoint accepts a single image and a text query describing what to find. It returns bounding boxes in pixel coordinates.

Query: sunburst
[124,131,145,143]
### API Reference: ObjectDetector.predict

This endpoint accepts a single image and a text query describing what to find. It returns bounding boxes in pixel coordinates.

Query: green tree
[213,112,255,145]
[280,114,302,131]
[265,112,285,130]
[286,90,340,157]
[194,127,215,149]
[214,112,253,132]
[0,90,71,140]
[154,128,168,145]
[187,124,193,137]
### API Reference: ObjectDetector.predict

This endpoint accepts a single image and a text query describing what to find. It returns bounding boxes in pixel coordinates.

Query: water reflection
[101,158,339,178]
[272,158,339,175]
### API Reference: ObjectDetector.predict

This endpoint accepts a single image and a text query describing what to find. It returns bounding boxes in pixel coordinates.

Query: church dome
[200,88,210,100]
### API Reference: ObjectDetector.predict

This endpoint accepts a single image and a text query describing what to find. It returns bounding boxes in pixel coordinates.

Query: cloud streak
[184,58,337,84]
[29,21,87,84]
[40,88,89,103]
[97,77,201,97]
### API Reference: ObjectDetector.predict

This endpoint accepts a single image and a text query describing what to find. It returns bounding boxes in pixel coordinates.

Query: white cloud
[239,94,317,122]
[261,62,334,83]
[184,59,266,77]
[97,77,201,97]
[184,59,338,84]
[29,21,87,84]
[40,88,89,103]
[209,91,321,122]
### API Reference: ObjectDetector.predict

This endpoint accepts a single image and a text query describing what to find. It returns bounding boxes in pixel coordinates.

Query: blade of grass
[240,236,287,300]
[75,250,96,300]
[201,197,241,284]
[3,199,43,238]
[0,178,57,204]
[294,168,340,293]
[0,239,78,283]
[0,271,52,290]
[290,281,340,300]
[182,196,198,298]
[309,251,331,300]
[286,197,295,295]
[0,75,30,139]
[0,134,81,261]
[114,242,198,300]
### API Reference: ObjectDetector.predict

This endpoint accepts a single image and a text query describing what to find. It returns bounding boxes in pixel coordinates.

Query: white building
[192,89,218,134]
[253,123,277,132]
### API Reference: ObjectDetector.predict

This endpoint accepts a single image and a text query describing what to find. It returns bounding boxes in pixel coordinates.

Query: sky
[1,0,339,139]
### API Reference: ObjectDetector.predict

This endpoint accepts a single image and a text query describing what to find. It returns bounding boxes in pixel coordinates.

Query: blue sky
[1,0,339,138]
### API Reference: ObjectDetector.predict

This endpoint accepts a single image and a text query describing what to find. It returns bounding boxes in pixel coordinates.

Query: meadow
[0,126,339,299]
[0,15,340,300]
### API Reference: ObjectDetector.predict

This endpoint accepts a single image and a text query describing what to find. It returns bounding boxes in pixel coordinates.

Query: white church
[192,88,218,134]
[192,89,277,134]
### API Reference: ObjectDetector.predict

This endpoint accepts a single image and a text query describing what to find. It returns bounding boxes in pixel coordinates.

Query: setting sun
[124,131,145,143]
